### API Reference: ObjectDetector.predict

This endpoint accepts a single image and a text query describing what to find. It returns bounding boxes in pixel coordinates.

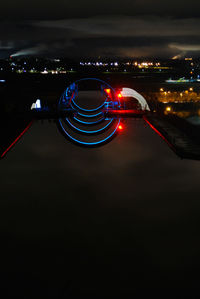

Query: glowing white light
[36,99,41,109]
[31,99,41,110]
[121,88,150,111]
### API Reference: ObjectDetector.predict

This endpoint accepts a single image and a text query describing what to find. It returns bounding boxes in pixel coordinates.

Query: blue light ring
[56,78,121,147]
[71,98,105,112]
[57,118,120,147]
[77,111,103,118]
[70,78,119,112]
[73,116,105,125]
[63,118,114,135]
[58,78,120,114]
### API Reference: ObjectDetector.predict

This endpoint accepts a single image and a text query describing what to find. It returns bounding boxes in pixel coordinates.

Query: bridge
[0,78,200,161]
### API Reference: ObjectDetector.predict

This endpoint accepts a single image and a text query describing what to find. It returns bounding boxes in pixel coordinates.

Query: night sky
[1,0,200,58]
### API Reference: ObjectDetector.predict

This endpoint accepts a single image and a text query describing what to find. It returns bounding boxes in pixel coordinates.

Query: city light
[166,106,172,112]
[157,87,200,104]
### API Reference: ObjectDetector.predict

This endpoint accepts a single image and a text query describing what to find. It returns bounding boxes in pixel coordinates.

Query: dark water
[1,118,200,297]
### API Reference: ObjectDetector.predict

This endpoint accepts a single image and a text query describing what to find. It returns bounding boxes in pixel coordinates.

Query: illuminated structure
[1,78,200,161]
[121,88,150,111]
[0,78,150,157]
[56,78,149,146]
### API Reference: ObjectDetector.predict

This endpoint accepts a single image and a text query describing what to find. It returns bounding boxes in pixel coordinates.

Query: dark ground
[0,117,200,298]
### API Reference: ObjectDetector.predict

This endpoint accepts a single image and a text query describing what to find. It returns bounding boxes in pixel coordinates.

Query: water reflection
[1,85,200,297]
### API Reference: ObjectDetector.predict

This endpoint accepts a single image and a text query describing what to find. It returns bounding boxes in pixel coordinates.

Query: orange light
[118,93,122,98]
[104,89,111,94]
[118,124,123,130]
[166,106,172,112]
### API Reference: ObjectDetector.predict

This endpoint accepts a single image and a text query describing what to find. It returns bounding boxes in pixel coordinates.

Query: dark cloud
[35,16,200,37]
[0,1,200,58]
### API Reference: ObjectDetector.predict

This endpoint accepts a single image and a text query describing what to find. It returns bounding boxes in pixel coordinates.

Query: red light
[118,124,123,131]
[104,89,111,94]
[143,116,172,149]
[118,93,122,99]
[1,121,33,159]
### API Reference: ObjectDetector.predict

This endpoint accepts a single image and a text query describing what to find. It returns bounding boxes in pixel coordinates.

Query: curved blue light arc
[73,116,105,125]
[65,118,113,134]
[59,77,118,110]
[58,78,120,146]
[71,98,105,112]
[78,111,103,118]
[59,119,120,146]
